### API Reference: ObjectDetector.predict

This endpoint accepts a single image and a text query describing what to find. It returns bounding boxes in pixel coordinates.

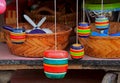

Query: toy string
[76,0,79,44]
[16,0,19,29]
[54,0,57,50]
[83,0,85,22]
[101,0,103,16]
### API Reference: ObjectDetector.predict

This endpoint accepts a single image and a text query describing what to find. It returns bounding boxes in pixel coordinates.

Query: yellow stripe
[11,32,26,36]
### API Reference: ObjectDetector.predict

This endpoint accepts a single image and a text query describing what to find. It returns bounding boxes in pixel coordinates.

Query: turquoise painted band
[96,25,109,29]
[44,71,66,79]
[43,57,68,65]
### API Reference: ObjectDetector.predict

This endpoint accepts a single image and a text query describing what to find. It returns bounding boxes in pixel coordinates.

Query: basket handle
[35,7,60,15]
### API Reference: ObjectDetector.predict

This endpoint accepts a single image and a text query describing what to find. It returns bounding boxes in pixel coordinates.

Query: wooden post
[0,14,5,42]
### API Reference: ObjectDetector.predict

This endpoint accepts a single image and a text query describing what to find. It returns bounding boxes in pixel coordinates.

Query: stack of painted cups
[10,28,26,44]
[43,50,68,79]
[95,16,109,29]
[70,44,84,59]
[78,22,91,38]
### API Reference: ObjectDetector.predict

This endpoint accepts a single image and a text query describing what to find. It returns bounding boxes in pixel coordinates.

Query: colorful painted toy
[10,28,26,44]
[70,43,84,59]
[95,16,109,29]
[78,22,91,38]
[43,50,68,79]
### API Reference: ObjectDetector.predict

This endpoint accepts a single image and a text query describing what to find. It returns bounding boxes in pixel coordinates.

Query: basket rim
[87,36,120,39]
[2,26,72,37]
[26,27,72,37]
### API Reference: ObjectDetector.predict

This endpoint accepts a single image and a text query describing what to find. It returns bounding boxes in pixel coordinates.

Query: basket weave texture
[0,30,5,42]
[3,23,72,58]
[79,22,120,58]
[25,7,76,28]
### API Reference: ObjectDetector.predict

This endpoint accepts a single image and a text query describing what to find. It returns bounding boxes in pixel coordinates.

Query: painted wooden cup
[78,22,91,38]
[10,28,26,44]
[43,50,68,79]
[95,16,109,29]
[70,43,84,59]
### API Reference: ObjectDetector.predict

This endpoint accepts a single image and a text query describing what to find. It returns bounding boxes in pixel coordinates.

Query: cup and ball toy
[70,43,84,59]
[23,14,53,34]
[10,28,26,44]
[95,16,109,29]
[43,50,68,79]
[78,22,91,38]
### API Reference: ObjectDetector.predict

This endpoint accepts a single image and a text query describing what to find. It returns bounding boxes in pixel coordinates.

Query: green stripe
[85,3,120,10]
[78,29,90,33]
[70,51,84,56]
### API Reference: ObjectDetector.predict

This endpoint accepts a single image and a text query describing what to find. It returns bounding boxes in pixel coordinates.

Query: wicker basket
[25,7,76,28]
[79,22,120,58]
[0,30,5,42]
[3,22,72,58]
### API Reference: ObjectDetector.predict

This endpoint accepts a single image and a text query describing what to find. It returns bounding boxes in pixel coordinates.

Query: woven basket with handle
[25,7,76,28]
[3,22,72,58]
[79,22,120,58]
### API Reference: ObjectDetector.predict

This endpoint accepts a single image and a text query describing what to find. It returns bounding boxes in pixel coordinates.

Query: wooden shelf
[0,43,120,70]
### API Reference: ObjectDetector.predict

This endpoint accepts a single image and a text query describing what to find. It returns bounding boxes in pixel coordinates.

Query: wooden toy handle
[36,7,60,15]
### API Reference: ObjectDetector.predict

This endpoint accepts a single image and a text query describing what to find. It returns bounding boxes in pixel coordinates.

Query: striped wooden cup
[10,28,26,44]
[43,50,68,79]
[70,43,84,59]
[78,22,91,38]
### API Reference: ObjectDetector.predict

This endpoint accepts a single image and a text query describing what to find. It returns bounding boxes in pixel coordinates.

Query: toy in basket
[2,0,72,58]
[23,14,53,34]
[79,22,120,59]
[79,0,120,58]
[3,22,72,58]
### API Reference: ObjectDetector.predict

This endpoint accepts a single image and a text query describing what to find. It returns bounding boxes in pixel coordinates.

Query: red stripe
[44,64,68,73]
[10,35,26,39]
[78,26,90,29]
[78,33,90,36]
[95,21,109,24]
[70,48,84,52]
[71,55,84,59]
[44,50,68,58]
